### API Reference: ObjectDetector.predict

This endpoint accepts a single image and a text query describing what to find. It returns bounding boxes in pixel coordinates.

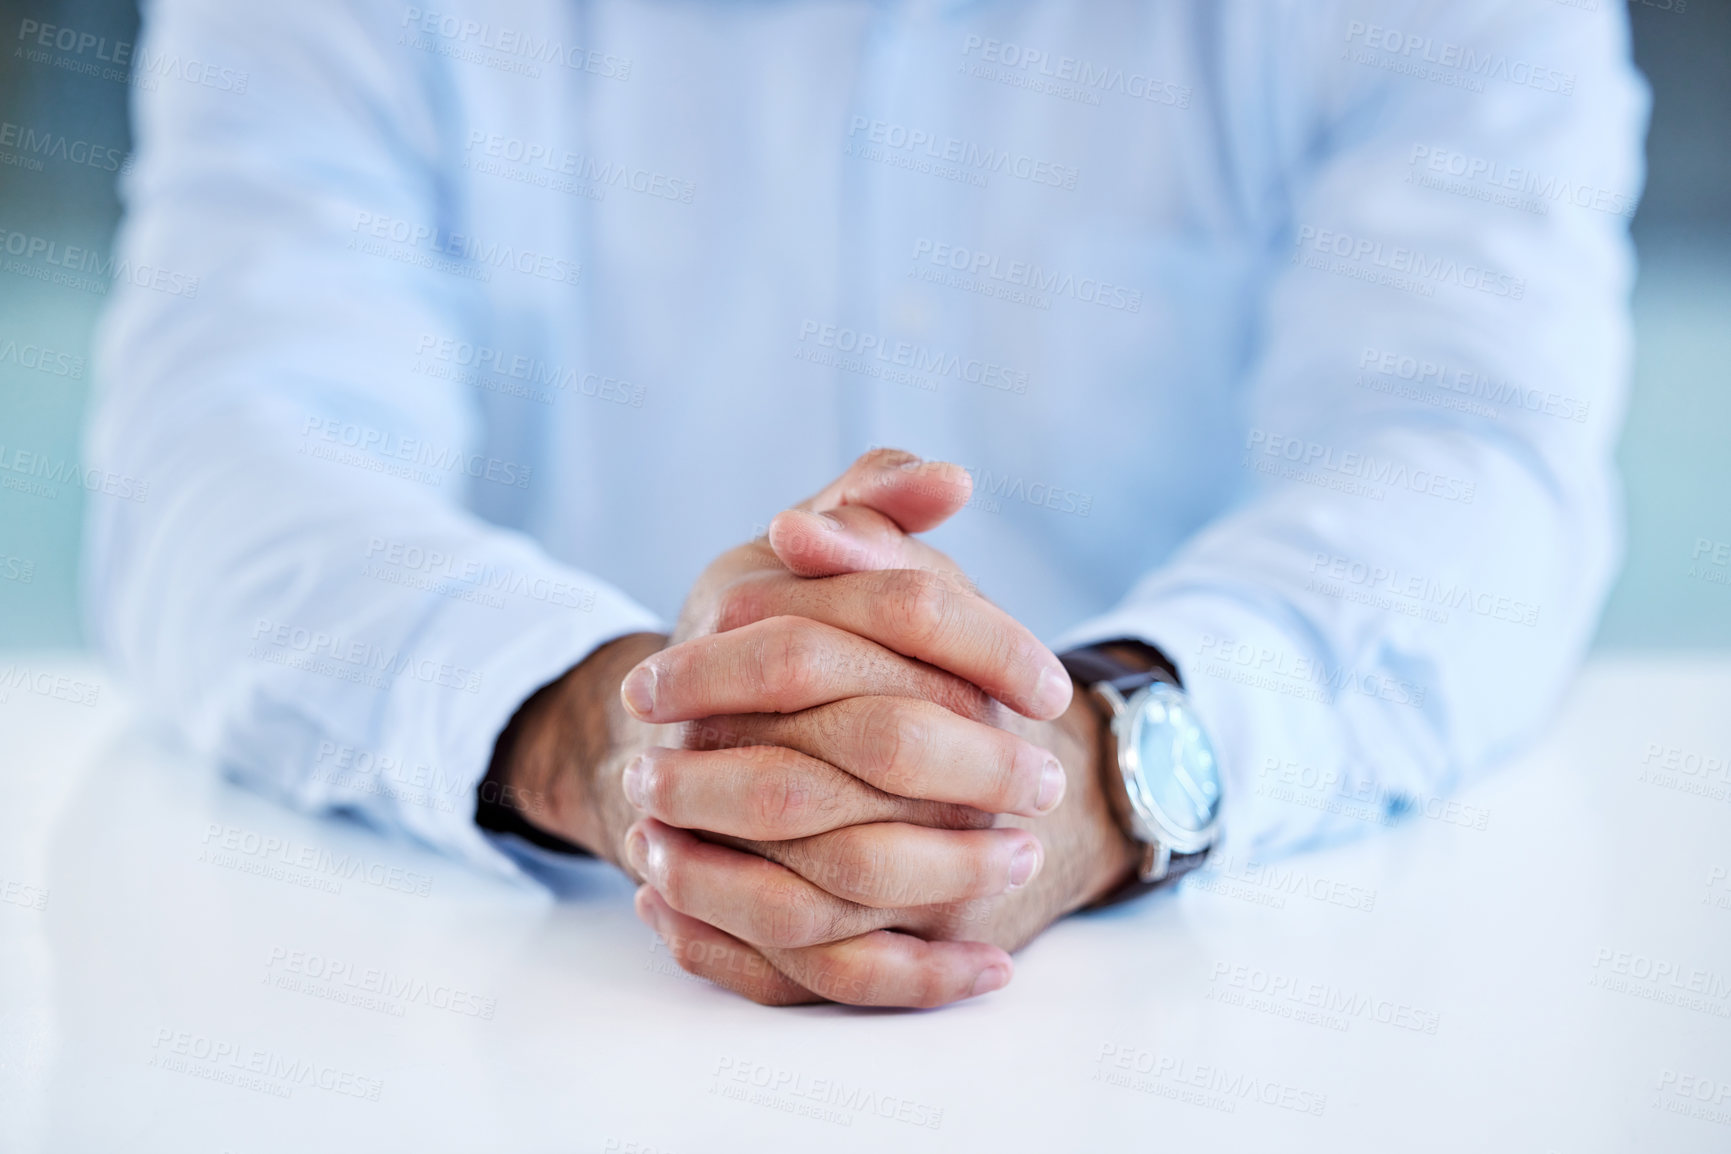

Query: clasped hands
[494,450,1140,1007]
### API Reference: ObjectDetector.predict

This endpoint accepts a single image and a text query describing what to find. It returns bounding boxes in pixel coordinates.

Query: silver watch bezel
[1098,680,1222,859]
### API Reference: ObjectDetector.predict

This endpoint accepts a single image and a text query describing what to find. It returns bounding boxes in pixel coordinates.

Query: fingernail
[1035,757,1066,813]
[621,754,647,808]
[971,965,1011,997]
[1008,843,1041,890]
[621,664,657,717]
[897,456,925,472]
[814,511,843,531]
[1036,666,1072,716]
[624,827,649,875]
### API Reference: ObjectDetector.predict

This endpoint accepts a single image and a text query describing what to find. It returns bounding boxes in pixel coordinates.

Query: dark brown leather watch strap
[1090,847,1212,909]
[1059,639,1182,693]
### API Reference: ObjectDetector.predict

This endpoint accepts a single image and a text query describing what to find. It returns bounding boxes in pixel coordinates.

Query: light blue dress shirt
[85,0,1648,880]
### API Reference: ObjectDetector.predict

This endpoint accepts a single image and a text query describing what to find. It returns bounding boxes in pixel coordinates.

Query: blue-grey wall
[0,0,134,646]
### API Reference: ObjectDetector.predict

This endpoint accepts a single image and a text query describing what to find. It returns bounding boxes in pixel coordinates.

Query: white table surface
[2,653,1728,1153]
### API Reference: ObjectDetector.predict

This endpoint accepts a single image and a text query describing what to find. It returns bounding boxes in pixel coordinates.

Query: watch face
[1129,683,1222,838]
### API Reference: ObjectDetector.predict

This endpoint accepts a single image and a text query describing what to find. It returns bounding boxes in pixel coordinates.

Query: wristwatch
[1061,642,1224,904]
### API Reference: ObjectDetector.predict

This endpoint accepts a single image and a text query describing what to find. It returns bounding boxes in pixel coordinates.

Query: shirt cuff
[323,577,664,886]
[1055,591,1407,860]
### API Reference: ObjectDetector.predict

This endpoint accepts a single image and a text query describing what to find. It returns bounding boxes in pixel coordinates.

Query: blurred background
[1,0,1727,650]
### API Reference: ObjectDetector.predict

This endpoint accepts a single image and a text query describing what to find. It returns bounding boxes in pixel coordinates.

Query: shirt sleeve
[83,0,662,881]
[1057,0,1649,858]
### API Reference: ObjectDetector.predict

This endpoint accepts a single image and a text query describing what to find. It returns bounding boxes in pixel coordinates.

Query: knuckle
[746,766,806,833]
[938,568,979,599]
[883,569,949,645]
[755,617,820,705]
[858,698,924,793]
[827,828,892,903]
[760,882,830,949]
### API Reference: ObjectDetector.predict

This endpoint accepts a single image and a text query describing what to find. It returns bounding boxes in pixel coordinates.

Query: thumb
[794,448,973,534]
[768,504,975,584]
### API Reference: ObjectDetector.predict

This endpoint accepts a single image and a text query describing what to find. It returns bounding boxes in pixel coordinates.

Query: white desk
[2,654,1728,1153]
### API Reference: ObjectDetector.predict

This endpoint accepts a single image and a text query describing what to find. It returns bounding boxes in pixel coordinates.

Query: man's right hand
[485,450,1070,890]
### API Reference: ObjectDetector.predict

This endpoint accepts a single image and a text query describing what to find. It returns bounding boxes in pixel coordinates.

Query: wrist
[1010,685,1142,927]
[486,631,668,870]
[1057,686,1143,909]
